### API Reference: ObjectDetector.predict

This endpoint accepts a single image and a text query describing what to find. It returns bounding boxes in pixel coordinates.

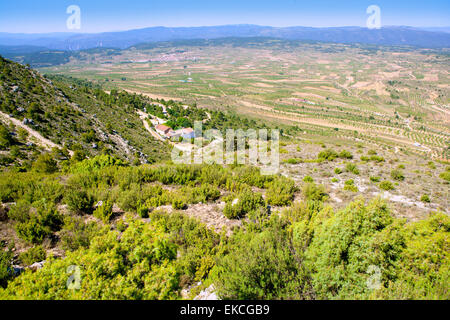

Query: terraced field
[41,39,450,161]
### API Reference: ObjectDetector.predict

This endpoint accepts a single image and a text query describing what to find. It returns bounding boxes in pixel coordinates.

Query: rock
[194,285,218,300]
[29,261,45,271]
[12,265,24,275]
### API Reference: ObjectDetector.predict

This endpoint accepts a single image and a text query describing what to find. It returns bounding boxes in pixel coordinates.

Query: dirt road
[0,111,73,156]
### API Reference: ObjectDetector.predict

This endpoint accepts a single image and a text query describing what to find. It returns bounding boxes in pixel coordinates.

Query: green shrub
[318,149,338,161]
[344,179,358,192]
[370,155,385,163]
[391,169,405,181]
[223,189,265,219]
[19,246,46,265]
[33,153,58,174]
[59,216,102,251]
[420,194,431,203]
[370,176,381,183]
[0,243,14,288]
[303,176,314,183]
[266,178,297,207]
[172,198,186,210]
[284,158,303,164]
[339,150,353,159]
[137,205,149,218]
[302,183,327,202]
[334,167,342,174]
[439,171,450,182]
[379,180,394,191]
[15,206,63,244]
[64,188,94,215]
[93,201,114,223]
[346,163,360,175]
[0,124,14,150]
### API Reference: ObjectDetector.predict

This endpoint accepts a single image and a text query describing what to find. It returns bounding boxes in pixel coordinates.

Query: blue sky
[0,0,449,33]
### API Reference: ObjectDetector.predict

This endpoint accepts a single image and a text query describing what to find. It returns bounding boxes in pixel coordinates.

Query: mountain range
[0,25,449,51]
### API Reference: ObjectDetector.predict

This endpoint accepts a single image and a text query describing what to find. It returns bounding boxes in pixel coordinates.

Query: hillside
[0,56,171,166]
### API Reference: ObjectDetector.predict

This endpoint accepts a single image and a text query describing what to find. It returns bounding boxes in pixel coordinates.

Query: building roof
[155,124,171,133]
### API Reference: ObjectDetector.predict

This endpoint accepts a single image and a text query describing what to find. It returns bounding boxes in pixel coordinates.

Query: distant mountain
[0,25,449,50]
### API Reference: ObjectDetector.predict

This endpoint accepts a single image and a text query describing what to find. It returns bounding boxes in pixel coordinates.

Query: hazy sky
[1,0,449,33]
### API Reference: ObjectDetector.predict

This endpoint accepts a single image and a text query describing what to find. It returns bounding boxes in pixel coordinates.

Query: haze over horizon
[1,0,449,34]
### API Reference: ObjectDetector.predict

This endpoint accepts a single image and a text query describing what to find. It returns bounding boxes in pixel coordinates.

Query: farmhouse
[155,124,172,136]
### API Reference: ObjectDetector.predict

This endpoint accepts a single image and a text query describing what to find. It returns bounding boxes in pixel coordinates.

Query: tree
[33,153,58,173]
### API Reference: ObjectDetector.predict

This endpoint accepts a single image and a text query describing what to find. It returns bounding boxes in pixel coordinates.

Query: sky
[0,0,449,33]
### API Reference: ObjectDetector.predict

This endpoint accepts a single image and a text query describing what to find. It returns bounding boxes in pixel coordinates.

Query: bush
[303,176,314,183]
[318,149,338,161]
[15,206,63,244]
[334,167,342,174]
[339,150,353,159]
[223,189,265,219]
[370,176,381,182]
[346,163,359,175]
[420,194,431,203]
[93,201,114,223]
[64,189,94,215]
[439,171,450,182]
[33,153,58,174]
[19,246,46,265]
[391,169,405,181]
[302,183,327,202]
[172,198,186,210]
[137,205,149,218]
[265,178,297,207]
[344,179,358,192]
[379,180,394,191]
[59,216,102,251]
[0,243,14,288]
[0,124,14,150]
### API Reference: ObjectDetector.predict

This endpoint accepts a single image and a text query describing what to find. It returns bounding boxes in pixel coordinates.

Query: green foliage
[334,167,342,174]
[318,149,339,161]
[93,201,114,223]
[391,169,405,181]
[223,189,265,219]
[302,183,327,202]
[59,216,103,251]
[0,242,14,288]
[15,205,63,244]
[265,177,297,206]
[439,171,450,182]
[379,180,394,191]
[303,175,314,183]
[64,188,94,215]
[420,194,431,203]
[0,123,14,150]
[370,176,381,183]
[19,246,46,265]
[172,198,186,210]
[344,179,358,192]
[215,221,310,299]
[345,163,360,175]
[339,150,353,159]
[33,153,58,174]
[305,197,394,299]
